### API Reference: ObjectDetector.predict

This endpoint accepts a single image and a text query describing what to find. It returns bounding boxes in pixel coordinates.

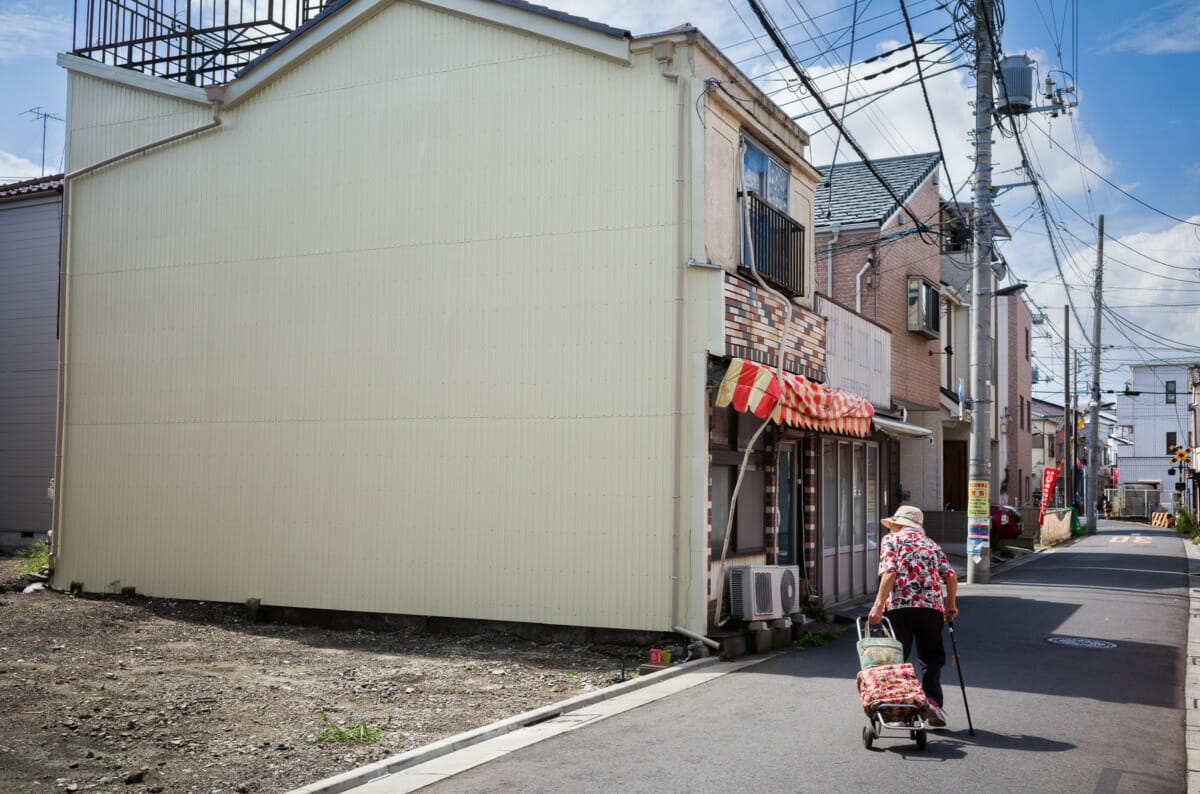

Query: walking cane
[947,619,975,736]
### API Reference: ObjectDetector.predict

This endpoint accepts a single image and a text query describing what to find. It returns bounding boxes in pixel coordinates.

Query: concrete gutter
[289,655,746,794]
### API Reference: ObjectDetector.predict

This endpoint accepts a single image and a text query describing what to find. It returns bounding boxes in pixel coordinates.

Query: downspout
[854,249,874,313]
[655,41,687,632]
[49,86,227,568]
[826,223,839,295]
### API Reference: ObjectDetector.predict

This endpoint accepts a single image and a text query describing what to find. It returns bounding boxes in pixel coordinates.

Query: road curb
[1185,534,1200,794]
[289,654,733,794]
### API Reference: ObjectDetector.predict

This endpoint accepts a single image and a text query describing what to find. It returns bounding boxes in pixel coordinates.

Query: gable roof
[236,0,631,81]
[813,152,940,229]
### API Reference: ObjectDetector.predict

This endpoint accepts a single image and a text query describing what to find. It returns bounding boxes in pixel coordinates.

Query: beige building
[53,0,874,639]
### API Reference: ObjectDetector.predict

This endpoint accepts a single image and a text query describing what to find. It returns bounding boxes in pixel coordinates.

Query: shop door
[821,439,837,602]
[820,437,881,603]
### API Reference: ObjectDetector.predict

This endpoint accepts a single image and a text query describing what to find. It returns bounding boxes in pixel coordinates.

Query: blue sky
[2,0,1198,401]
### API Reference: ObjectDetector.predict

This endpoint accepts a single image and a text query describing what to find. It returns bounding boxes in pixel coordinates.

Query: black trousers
[885,606,947,707]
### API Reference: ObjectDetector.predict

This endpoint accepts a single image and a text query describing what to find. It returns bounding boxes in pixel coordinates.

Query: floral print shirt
[878,529,956,612]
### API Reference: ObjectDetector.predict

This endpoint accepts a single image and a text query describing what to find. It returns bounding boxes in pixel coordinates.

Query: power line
[1022,117,1200,228]
[900,0,961,207]
[743,0,938,243]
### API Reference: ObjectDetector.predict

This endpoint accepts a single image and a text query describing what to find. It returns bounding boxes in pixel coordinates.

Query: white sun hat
[881,505,925,531]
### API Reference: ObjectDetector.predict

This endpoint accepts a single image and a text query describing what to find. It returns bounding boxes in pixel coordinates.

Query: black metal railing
[739,192,805,296]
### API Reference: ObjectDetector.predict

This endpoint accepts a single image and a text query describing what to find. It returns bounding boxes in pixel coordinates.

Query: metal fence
[1105,487,1159,518]
[739,192,805,296]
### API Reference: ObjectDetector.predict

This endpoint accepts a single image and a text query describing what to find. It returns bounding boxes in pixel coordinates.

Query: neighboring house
[812,153,943,524]
[1031,398,1062,505]
[53,0,878,638]
[0,174,63,550]
[1115,360,1200,513]
[998,290,1033,507]
[1190,367,1200,516]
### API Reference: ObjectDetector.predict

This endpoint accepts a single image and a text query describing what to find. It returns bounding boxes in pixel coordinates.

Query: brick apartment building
[813,153,944,513]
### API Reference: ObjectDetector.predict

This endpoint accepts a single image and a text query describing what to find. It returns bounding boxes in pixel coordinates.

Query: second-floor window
[907,276,940,338]
[1166,381,1176,404]
[739,137,805,296]
[743,138,788,212]
[1168,431,1177,454]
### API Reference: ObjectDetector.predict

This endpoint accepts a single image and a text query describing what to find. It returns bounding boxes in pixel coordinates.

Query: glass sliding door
[837,442,852,602]
[821,439,837,602]
[866,444,880,587]
[852,443,866,595]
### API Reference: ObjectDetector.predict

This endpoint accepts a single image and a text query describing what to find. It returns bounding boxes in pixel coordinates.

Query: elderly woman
[867,505,959,727]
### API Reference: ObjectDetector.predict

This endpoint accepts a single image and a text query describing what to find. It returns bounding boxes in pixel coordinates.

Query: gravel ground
[0,556,648,794]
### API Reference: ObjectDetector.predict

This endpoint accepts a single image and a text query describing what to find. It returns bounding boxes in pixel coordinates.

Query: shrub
[1177,504,1197,538]
[18,538,50,575]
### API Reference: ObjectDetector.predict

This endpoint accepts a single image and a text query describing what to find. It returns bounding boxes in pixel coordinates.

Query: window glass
[838,443,852,546]
[822,441,837,551]
[853,444,866,546]
[1168,432,1177,454]
[711,465,734,552]
[1166,381,1177,404]
[778,448,794,565]
[866,445,878,550]
[737,469,765,552]
[743,139,788,212]
[767,159,789,211]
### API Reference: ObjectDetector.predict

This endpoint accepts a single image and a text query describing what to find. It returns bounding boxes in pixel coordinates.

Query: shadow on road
[866,728,1075,759]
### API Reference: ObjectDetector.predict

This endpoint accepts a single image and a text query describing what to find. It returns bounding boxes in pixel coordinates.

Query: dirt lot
[0,556,652,793]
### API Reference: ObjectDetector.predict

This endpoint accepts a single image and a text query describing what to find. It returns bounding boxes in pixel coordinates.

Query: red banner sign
[1039,467,1061,525]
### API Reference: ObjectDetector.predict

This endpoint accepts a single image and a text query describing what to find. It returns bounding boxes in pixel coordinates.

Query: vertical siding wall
[817,294,890,409]
[0,194,60,537]
[58,4,686,631]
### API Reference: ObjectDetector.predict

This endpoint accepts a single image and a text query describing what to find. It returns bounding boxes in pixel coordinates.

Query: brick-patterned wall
[724,272,826,381]
[801,434,818,591]
[814,177,942,409]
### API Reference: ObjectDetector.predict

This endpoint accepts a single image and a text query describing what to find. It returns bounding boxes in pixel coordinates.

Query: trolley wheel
[862,725,874,749]
[913,729,927,750]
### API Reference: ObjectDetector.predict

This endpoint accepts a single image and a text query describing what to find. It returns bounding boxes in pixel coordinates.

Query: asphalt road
[420,519,1189,794]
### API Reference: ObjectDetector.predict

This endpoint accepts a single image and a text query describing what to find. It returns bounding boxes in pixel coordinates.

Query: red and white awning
[715,357,874,437]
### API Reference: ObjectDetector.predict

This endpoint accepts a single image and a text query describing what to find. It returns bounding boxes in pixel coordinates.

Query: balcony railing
[738,192,805,296]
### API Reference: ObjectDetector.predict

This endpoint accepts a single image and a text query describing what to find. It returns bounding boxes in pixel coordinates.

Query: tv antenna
[22,107,64,176]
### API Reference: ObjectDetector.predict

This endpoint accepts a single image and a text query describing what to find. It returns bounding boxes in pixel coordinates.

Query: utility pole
[966,0,995,584]
[1064,305,1073,514]
[1086,215,1104,534]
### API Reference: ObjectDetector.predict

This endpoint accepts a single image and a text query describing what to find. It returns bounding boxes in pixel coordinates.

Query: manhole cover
[1047,637,1117,649]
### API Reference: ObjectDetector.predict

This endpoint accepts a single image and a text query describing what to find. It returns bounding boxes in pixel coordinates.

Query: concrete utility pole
[1086,215,1104,534]
[1064,305,1074,514]
[966,0,995,584]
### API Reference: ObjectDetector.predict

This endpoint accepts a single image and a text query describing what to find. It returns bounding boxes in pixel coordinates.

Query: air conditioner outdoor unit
[728,565,802,621]
[776,565,801,615]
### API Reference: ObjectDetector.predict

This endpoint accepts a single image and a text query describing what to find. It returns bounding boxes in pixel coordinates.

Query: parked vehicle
[990,504,1023,539]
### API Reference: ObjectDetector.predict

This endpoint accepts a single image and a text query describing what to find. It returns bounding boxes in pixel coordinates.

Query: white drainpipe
[826,223,839,295]
[855,251,874,313]
[656,40,687,632]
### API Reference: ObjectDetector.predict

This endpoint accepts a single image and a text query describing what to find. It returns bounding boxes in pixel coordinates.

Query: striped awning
[715,358,874,437]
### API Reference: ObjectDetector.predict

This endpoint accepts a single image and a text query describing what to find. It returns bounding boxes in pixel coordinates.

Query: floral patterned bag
[856,662,928,720]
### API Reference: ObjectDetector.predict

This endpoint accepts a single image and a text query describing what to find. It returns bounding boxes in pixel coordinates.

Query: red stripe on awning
[715,358,874,437]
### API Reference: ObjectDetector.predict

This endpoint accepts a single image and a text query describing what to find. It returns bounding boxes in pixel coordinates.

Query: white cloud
[0,149,43,181]
[1099,0,1200,55]
[1022,216,1200,393]
[0,3,71,63]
